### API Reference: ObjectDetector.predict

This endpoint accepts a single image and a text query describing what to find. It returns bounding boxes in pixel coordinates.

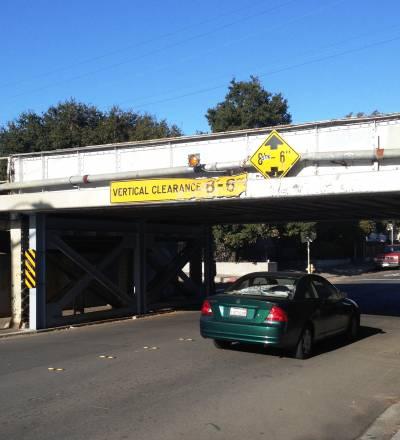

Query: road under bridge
[0,114,400,330]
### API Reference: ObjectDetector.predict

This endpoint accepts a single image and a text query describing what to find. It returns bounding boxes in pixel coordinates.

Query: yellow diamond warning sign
[250,130,300,179]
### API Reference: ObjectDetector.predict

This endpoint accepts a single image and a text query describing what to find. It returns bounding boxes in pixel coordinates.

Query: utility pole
[301,231,317,273]
[387,222,394,246]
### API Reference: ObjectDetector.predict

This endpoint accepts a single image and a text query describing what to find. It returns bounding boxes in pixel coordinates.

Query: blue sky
[1,0,400,135]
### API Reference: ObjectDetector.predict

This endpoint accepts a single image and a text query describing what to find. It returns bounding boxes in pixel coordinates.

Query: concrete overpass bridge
[1,114,400,330]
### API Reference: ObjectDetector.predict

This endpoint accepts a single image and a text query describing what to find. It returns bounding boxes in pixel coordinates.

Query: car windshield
[384,245,400,253]
[226,276,296,298]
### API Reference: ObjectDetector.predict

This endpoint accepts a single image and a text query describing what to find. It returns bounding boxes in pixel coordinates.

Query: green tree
[0,99,181,179]
[206,76,291,132]
[345,110,381,118]
[284,222,317,239]
[358,220,376,236]
[213,224,281,261]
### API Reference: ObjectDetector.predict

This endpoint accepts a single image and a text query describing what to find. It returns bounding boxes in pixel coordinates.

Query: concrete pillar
[134,221,147,314]
[9,215,22,328]
[29,214,46,330]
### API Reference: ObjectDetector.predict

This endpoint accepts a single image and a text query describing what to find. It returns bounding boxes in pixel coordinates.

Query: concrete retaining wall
[183,261,278,282]
[215,261,278,277]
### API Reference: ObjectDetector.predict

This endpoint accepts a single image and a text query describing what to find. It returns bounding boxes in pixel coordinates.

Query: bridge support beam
[189,249,202,291]
[134,221,147,315]
[203,225,215,296]
[9,214,212,328]
[28,214,47,330]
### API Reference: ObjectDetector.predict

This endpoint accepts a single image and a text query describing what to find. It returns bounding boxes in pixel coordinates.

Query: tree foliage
[283,222,316,238]
[213,224,280,261]
[0,100,181,179]
[345,110,382,118]
[206,76,291,132]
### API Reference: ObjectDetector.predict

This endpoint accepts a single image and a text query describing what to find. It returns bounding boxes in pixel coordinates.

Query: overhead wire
[124,33,400,111]
[2,0,398,122]
[0,0,269,89]
[101,0,349,91]
[2,0,297,100]
[112,14,400,109]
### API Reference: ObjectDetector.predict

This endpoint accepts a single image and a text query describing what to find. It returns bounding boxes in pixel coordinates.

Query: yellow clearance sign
[110,173,247,203]
[250,130,300,179]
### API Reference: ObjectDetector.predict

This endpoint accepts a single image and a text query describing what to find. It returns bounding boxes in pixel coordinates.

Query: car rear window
[226,276,296,298]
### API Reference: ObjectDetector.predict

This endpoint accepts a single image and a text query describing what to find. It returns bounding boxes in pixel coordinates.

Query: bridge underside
[48,191,400,224]
[2,189,400,331]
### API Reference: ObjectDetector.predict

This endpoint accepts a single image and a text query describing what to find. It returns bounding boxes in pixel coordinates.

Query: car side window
[311,277,339,300]
[295,277,317,300]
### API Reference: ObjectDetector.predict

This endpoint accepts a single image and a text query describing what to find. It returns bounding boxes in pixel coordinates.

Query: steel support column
[189,244,202,288]
[134,221,147,314]
[203,225,215,296]
[29,214,46,330]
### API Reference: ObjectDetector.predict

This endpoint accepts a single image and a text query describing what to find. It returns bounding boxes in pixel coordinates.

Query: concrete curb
[358,402,400,440]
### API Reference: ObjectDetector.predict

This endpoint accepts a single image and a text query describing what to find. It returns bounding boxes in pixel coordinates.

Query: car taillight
[201,300,213,316]
[266,306,288,323]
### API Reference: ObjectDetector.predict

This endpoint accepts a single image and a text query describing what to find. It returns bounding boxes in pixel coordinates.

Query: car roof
[236,271,309,280]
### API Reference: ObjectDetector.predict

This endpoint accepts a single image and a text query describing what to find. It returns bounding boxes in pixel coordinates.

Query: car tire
[346,314,359,341]
[294,327,313,360]
[213,339,232,350]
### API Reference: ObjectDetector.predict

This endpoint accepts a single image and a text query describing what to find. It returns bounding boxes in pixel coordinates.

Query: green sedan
[200,272,360,359]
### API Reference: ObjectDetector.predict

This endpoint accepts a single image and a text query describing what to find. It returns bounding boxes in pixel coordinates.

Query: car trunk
[210,294,290,325]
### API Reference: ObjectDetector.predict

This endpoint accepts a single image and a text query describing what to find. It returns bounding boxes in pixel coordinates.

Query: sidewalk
[358,401,400,440]
[0,317,31,337]
[316,261,377,278]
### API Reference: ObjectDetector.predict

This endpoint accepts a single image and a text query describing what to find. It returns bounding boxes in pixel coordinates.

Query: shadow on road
[220,325,384,359]
[312,325,385,357]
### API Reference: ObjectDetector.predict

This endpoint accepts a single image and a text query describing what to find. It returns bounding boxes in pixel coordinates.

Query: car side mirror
[339,291,347,299]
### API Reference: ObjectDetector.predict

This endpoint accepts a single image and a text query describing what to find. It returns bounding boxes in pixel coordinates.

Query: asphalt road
[1,274,400,440]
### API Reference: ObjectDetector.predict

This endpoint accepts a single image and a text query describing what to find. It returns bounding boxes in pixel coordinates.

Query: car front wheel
[295,327,313,359]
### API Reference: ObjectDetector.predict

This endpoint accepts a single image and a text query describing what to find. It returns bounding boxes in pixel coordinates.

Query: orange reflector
[188,154,200,167]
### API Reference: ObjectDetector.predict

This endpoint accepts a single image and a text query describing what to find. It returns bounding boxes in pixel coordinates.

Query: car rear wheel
[346,314,359,341]
[295,327,313,360]
[213,339,232,349]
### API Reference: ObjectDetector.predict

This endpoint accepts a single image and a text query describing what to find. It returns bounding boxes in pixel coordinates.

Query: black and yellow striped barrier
[24,249,36,289]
